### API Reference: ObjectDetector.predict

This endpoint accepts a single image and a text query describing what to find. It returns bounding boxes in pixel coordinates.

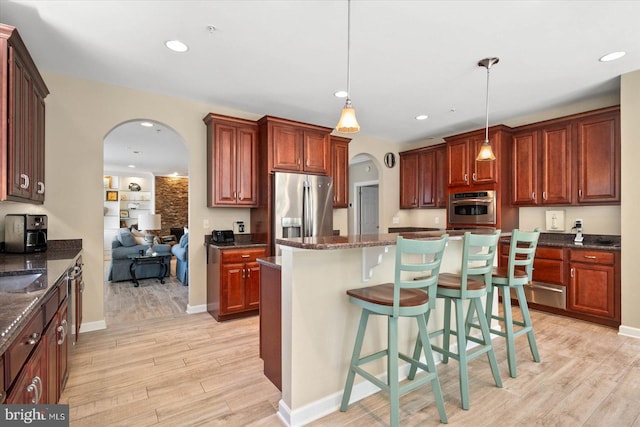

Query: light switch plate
[545,210,565,231]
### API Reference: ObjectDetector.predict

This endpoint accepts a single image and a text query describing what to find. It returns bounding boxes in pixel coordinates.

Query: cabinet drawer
[5,307,43,389]
[569,250,614,265]
[43,290,59,328]
[533,258,564,285]
[221,248,266,263]
[58,277,68,304]
[536,246,564,260]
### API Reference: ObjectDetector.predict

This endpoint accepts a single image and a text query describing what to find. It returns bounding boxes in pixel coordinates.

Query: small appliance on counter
[4,214,48,253]
[212,229,235,245]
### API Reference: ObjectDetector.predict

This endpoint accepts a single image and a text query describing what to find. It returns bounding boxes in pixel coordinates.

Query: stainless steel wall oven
[448,190,496,225]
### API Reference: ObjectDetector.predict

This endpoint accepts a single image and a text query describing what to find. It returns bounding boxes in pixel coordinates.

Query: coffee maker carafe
[5,214,48,253]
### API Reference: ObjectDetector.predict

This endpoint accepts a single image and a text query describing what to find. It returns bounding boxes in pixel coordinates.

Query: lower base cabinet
[259,261,282,391]
[6,343,46,404]
[207,245,267,321]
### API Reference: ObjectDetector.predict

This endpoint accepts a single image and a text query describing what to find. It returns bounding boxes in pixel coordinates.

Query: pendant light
[336,0,360,133]
[476,57,499,161]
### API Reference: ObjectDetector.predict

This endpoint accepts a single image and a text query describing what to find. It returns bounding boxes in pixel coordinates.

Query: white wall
[621,70,640,330]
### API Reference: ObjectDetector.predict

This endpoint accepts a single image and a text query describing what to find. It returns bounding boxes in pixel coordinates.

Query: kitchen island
[273,229,499,426]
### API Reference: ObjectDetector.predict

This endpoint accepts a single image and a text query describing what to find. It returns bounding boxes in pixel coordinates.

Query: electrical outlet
[392,216,399,224]
[203,219,209,229]
[435,217,440,225]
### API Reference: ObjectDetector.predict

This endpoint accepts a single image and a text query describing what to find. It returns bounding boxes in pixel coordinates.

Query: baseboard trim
[618,324,640,339]
[80,320,106,333]
[186,304,207,314]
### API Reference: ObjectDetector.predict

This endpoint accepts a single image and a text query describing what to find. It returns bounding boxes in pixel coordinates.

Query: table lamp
[138,213,161,255]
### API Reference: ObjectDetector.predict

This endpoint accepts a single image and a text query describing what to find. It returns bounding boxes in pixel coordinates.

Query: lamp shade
[336,100,360,133]
[138,213,161,231]
[476,141,496,161]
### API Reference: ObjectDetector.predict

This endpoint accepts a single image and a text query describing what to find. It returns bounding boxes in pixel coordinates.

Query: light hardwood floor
[63,269,640,426]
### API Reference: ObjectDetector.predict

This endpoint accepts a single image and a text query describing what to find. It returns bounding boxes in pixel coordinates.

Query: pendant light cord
[346,0,352,101]
[484,61,491,143]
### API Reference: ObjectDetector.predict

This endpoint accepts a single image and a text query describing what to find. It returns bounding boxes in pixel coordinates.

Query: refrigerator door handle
[303,180,313,237]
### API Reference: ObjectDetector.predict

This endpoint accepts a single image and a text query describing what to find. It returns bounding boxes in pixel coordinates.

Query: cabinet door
[236,126,258,206]
[6,343,46,404]
[471,134,498,184]
[272,124,303,172]
[245,262,261,310]
[541,123,572,204]
[418,150,435,207]
[75,277,83,344]
[511,129,539,205]
[7,47,34,200]
[31,91,46,202]
[399,152,419,208]
[569,262,615,320]
[57,300,69,397]
[45,317,58,404]
[331,139,349,208]
[576,113,620,204]
[221,263,246,314]
[213,123,238,205]
[303,130,330,174]
[447,139,470,187]
[434,146,447,208]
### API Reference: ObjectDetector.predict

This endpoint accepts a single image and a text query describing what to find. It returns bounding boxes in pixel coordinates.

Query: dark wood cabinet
[207,245,267,321]
[445,127,507,189]
[204,114,258,207]
[1,24,49,204]
[399,144,446,209]
[6,341,46,404]
[576,111,620,203]
[330,136,350,208]
[258,116,332,175]
[568,249,619,324]
[259,260,282,391]
[510,106,619,207]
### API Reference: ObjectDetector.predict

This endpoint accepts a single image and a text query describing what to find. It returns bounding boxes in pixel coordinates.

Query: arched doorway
[103,119,189,325]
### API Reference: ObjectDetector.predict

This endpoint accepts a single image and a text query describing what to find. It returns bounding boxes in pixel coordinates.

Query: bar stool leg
[500,286,518,378]
[388,315,399,426]
[416,313,448,424]
[472,297,502,388]
[454,299,470,410]
[515,285,540,362]
[341,310,370,411]
[442,297,452,364]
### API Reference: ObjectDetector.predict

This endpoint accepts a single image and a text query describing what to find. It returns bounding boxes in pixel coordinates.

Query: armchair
[172,232,189,285]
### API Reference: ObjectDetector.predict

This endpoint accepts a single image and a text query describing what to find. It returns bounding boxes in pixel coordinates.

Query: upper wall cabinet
[258,116,332,176]
[399,144,446,209]
[511,106,620,206]
[330,135,350,208]
[204,114,259,207]
[0,24,49,204]
[444,126,511,190]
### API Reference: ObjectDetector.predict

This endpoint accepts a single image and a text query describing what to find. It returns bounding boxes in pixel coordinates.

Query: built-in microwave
[448,191,496,225]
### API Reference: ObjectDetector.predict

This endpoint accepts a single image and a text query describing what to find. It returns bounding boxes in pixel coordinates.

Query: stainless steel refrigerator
[273,172,333,254]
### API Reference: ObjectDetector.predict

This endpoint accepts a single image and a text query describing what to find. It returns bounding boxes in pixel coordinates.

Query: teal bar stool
[340,235,449,426]
[410,230,502,410]
[485,228,541,378]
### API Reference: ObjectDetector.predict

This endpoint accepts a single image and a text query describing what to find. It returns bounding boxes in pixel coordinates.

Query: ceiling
[2,1,639,175]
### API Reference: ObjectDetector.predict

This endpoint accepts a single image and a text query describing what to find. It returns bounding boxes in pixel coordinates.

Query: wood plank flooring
[63,266,640,426]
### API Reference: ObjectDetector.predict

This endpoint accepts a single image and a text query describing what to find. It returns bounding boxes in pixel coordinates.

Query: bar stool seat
[340,235,449,426]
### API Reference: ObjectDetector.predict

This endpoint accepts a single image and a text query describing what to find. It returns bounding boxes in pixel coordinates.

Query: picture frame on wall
[120,210,129,218]
[106,190,118,201]
[103,175,112,188]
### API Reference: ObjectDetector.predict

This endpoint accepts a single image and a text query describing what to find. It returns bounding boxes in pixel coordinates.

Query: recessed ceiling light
[128,164,136,168]
[132,150,142,155]
[599,51,626,62]
[334,90,348,98]
[415,115,429,121]
[140,122,153,127]
[165,40,189,53]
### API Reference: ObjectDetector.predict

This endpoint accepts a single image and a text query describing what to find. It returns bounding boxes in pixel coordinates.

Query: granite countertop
[500,232,621,251]
[0,242,82,355]
[276,228,502,250]
[203,234,268,250]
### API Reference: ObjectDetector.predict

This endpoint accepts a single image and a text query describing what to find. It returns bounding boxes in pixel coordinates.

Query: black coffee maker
[4,214,48,253]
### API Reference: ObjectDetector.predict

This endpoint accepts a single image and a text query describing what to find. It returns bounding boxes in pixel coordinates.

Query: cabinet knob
[238,193,243,201]
[26,332,40,345]
[532,192,535,200]
[472,172,477,181]
[570,267,575,278]
[579,189,583,198]
[464,173,468,182]
[37,181,45,194]
[543,191,547,200]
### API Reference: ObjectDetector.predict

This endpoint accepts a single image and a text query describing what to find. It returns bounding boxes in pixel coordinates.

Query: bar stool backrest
[459,230,501,299]
[506,228,541,283]
[394,235,448,316]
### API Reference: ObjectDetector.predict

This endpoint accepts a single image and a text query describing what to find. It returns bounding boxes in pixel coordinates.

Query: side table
[127,254,168,287]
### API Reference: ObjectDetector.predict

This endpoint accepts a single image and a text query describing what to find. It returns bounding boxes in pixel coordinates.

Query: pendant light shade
[476,57,499,161]
[336,0,360,133]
